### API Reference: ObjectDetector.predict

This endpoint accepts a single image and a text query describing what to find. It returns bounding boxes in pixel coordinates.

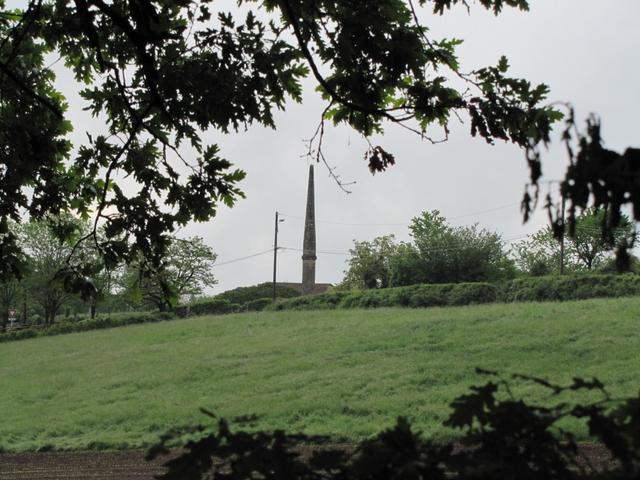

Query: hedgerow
[499,273,640,302]
[268,274,640,311]
[214,283,300,305]
[188,298,240,316]
[244,297,273,312]
[4,274,638,343]
[0,311,175,343]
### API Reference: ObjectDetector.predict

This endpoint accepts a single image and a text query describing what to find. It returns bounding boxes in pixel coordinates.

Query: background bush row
[267,274,640,311]
[0,311,175,343]
[3,274,638,343]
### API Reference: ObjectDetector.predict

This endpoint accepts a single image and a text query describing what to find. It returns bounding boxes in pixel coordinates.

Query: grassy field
[1,298,639,452]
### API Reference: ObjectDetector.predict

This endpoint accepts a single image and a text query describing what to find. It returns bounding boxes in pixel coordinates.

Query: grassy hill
[1,298,639,452]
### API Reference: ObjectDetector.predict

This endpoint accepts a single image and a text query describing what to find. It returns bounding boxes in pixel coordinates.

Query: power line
[279,201,529,228]
[278,213,408,227]
[280,246,350,256]
[449,202,521,220]
[212,249,273,267]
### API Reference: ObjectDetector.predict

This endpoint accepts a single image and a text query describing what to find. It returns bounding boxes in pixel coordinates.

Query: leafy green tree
[18,215,89,324]
[0,0,561,284]
[512,229,563,277]
[341,212,515,289]
[391,210,515,285]
[341,236,398,290]
[123,237,217,312]
[513,209,637,275]
[569,209,636,270]
[385,242,423,288]
[85,253,122,319]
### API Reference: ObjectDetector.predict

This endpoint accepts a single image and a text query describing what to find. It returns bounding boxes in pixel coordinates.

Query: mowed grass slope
[1,298,639,451]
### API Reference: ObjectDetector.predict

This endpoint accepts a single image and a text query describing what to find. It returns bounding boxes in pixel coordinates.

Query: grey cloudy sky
[51,1,640,293]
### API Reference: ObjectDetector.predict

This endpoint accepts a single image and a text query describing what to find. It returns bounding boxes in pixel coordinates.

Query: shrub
[268,293,346,311]
[244,298,272,312]
[448,283,497,306]
[215,283,300,305]
[408,285,450,308]
[498,273,640,303]
[0,328,38,343]
[338,292,365,309]
[189,298,239,316]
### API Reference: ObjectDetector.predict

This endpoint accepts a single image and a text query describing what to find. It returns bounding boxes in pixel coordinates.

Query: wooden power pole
[560,191,566,275]
[272,211,282,300]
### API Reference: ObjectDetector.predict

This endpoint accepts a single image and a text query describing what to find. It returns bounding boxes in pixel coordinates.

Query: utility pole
[272,211,284,300]
[560,191,566,275]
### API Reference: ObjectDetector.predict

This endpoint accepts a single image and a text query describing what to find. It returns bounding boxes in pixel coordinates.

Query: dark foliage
[0,0,563,285]
[148,371,640,479]
[524,113,640,263]
[269,274,640,311]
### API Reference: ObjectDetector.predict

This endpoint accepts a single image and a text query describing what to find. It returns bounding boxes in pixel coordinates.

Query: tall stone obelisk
[301,165,317,295]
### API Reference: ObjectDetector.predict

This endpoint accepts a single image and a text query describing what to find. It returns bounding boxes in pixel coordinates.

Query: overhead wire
[212,249,273,267]
[278,201,526,228]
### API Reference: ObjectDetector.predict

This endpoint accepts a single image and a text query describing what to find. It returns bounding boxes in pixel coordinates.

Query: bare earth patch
[0,450,169,480]
[0,444,617,480]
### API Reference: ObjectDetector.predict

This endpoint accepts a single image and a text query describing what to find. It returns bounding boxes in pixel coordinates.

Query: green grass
[1,298,639,452]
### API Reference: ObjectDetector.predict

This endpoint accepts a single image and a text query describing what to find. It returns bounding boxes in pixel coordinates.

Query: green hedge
[267,283,498,311]
[215,283,300,305]
[244,298,273,312]
[499,274,640,302]
[0,311,175,343]
[175,296,273,318]
[268,274,640,311]
[188,298,240,316]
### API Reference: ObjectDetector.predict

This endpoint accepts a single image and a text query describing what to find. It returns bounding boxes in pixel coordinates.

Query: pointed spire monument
[302,165,317,295]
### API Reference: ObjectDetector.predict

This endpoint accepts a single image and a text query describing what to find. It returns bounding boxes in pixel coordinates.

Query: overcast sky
[52,1,640,293]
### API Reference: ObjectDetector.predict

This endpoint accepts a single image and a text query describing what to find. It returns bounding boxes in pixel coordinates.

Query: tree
[340,212,515,289]
[513,208,637,275]
[391,210,515,285]
[512,228,562,276]
[387,242,425,287]
[341,235,398,290]
[85,251,122,319]
[0,0,563,285]
[569,208,636,270]
[18,215,89,324]
[123,237,217,312]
